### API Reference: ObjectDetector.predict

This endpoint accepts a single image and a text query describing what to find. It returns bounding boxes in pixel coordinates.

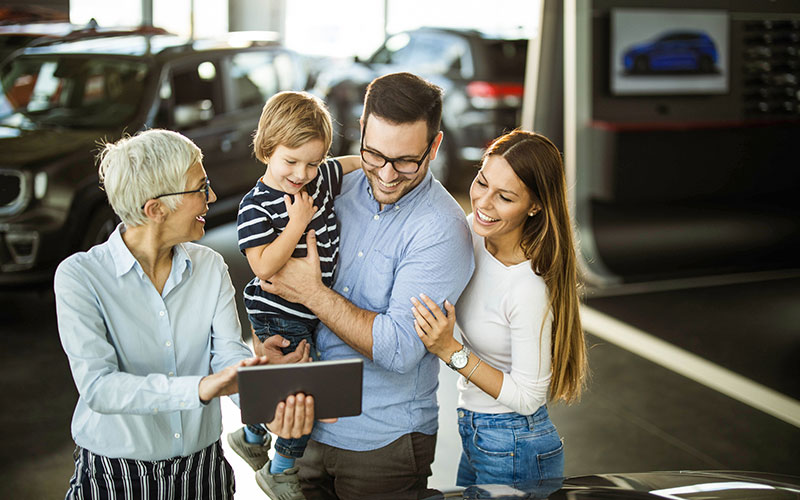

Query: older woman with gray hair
[56,129,315,499]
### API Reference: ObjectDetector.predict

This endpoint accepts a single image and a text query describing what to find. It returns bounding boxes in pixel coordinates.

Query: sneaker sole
[255,472,282,500]
[255,470,304,500]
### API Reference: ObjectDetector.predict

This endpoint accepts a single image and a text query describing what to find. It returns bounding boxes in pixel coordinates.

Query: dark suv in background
[312,27,527,189]
[0,28,309,286]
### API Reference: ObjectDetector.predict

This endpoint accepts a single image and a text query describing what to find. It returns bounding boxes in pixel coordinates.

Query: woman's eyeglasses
[141,178,210,210]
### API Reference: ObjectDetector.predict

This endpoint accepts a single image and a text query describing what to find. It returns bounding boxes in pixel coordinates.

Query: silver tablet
[237,358,363,424]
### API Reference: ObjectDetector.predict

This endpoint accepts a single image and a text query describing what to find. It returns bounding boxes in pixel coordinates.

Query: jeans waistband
[250,314,319,331]
[457,405,549,430]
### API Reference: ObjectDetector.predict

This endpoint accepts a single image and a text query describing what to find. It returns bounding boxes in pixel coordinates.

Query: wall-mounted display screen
[611,9,729,95]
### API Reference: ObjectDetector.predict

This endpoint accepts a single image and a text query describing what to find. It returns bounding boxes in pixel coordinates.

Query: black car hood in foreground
[432,470,800,499]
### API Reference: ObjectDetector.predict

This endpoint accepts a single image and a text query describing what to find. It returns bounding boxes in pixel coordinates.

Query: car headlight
[34,171,48,200]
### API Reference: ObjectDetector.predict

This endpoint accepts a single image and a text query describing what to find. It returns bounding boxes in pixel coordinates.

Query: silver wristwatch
[447,345,471,371]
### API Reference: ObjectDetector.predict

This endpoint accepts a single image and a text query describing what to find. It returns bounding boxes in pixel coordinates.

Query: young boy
[228,91,360,500]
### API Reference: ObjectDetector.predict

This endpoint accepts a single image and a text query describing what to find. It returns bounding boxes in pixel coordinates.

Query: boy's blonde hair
[253,91,333,164]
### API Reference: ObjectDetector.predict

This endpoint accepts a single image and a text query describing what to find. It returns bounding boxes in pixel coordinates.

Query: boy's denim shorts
[456,405,564,487]
[249,315,318,356]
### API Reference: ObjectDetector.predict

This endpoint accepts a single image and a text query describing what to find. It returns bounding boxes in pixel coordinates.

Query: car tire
[80,203,119,251]
[633,55,650,73]
[698,55,713,73]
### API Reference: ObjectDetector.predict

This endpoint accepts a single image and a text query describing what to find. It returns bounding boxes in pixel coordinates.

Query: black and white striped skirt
[65,440,235,500]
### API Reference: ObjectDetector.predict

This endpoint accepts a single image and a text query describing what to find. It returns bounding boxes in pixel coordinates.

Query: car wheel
[80,203,119,250]
[698,55,713,73]
[633,55,650,73]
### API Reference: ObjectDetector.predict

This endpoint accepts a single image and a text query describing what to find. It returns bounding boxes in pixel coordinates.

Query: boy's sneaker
[255,461,304,500]
[226,427,272,471]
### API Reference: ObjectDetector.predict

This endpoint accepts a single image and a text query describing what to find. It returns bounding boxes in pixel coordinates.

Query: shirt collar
[364,168,433,211]
[109,224,137,278]
[172,242,193,277]
[108,223,193,279]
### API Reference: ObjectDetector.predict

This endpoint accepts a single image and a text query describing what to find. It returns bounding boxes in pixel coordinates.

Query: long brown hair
[485,129,587,402]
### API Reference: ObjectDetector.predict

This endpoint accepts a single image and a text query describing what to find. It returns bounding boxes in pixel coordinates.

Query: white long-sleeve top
[455,214,552,415]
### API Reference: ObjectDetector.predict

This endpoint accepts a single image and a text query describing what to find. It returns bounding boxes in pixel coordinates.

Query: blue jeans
[250,315,318,357]
[248,315,318,459]
[456,405,564,487]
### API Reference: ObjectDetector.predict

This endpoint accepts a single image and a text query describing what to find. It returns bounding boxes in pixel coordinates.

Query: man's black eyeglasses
[141,178,210,210]
[360,123,437,175]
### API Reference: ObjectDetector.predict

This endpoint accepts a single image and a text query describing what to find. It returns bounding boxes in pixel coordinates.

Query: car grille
[0,170,27,215]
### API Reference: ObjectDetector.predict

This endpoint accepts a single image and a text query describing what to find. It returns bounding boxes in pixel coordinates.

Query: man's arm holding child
[245,191,317,281]
[262,230,377,358]
[262,223,473,369]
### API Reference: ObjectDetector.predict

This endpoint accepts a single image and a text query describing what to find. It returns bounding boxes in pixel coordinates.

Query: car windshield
[480,39,527,80]
[0,55,149,129]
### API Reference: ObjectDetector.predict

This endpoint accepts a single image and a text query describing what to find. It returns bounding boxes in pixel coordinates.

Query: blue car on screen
[623,31,718,74]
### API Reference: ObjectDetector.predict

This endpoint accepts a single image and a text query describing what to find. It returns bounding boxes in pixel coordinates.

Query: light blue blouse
[55,225,252,460]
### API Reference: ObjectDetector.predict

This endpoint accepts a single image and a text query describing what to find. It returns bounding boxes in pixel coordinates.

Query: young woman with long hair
[412,129,587,487]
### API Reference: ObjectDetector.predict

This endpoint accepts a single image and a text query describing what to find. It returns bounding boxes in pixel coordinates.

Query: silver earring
[528,211,536,217]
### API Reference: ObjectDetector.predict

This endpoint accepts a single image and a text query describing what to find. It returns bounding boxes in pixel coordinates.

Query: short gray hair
[98,129,202,227]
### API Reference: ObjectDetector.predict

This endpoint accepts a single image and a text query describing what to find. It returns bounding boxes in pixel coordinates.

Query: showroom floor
[1,220,798,499]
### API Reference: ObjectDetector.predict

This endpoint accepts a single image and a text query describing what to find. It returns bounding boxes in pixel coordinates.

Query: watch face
[451,349,469,369]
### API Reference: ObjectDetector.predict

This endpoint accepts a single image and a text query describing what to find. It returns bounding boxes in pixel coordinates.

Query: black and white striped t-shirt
[237,158,343,321]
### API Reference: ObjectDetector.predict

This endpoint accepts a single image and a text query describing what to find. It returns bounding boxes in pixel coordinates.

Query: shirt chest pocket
[359,250,395,313]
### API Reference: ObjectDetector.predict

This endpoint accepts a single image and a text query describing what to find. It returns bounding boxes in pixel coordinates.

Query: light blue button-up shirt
[55,225,252,460]
[312,169,474,451]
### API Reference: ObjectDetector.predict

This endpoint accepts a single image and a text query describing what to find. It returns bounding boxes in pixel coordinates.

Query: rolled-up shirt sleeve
[55,260,205,414]
[371,215,474,373]
[496,278,553,415]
